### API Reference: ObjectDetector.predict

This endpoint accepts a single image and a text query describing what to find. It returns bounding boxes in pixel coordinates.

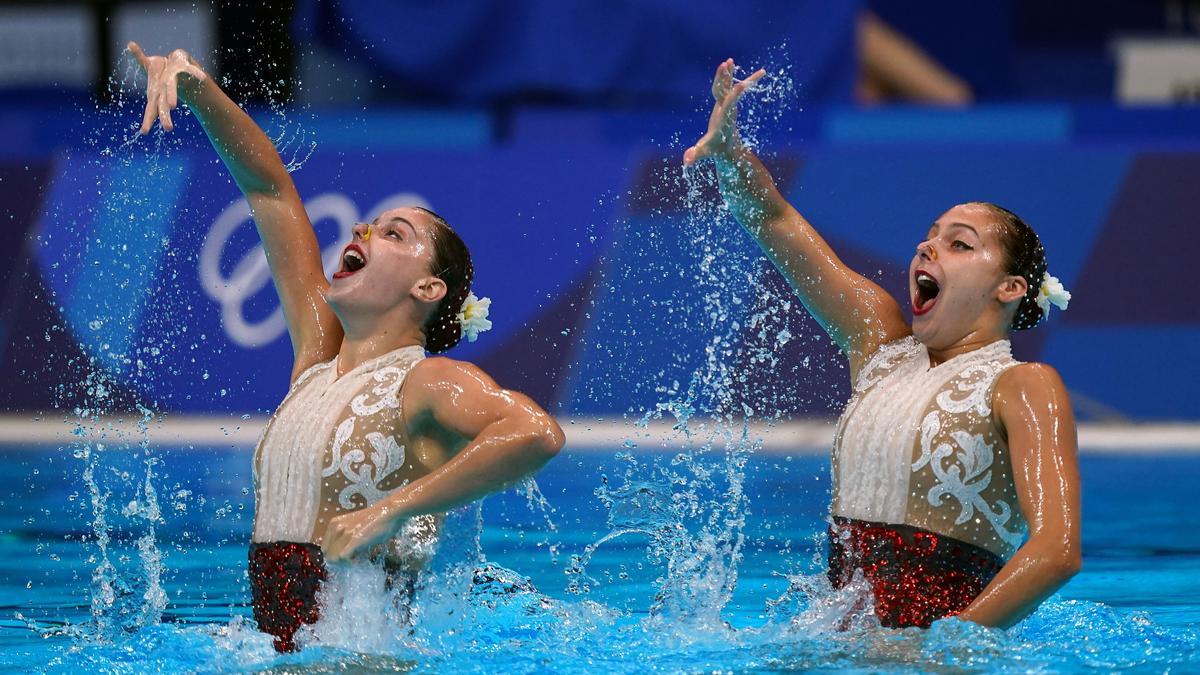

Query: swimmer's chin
[323,277,359,305]
[910,313,939,345]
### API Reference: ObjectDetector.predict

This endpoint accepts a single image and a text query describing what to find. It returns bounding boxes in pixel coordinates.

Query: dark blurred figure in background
[857,10,974,105]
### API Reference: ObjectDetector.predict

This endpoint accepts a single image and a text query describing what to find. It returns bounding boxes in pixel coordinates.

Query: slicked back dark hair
[414,207,473,353]
[971,201,1047,331]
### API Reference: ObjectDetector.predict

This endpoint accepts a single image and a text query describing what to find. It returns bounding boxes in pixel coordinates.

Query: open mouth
[333,244,367,279]
[912,269,940,316]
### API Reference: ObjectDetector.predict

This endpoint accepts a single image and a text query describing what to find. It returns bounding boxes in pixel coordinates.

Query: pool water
[0,444,1197,673]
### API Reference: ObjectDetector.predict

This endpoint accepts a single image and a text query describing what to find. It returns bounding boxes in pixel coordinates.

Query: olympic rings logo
[199,191,432,348]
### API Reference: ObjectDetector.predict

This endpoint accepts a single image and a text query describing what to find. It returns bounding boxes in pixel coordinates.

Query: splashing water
[26,47,321,646]
[11,46,1199,674]
[561,62,816,640]
[61,376,168,642]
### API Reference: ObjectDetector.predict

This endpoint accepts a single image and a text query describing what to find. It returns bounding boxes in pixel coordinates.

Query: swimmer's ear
[997,274,1028,305]
[413,276,448,305]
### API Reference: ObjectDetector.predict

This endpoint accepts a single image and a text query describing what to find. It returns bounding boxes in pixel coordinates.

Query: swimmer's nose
[352,222,370,240]
[917,242,937,261]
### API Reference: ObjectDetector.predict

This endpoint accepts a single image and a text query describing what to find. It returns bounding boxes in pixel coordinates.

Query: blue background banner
[1,106,1198,421]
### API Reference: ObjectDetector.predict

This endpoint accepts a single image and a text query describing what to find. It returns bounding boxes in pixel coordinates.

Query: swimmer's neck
[923,330,1008,368]
[335,322,426,377]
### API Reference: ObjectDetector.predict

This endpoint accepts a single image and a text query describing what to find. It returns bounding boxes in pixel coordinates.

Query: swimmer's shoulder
[408,355,491,386]
[995,361,1067,399]
[402,356,513,441]
[403,356,497,409]
[992,362,1073,438]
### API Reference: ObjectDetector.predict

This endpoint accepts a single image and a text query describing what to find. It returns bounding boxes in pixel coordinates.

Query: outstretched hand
[127,41,208,135]
[683,58,766,166]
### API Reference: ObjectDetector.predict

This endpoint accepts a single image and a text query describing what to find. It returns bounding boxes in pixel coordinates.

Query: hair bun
[425,280,472,354]
[976,202,1049,332]
[414,207,474,353]
[1011,295,1045,331]
[1011,240,1048,332]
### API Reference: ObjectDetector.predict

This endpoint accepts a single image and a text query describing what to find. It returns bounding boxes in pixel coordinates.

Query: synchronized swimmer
[685,59,1080,628]
[130,42,1080,647]
[130,43,564,652]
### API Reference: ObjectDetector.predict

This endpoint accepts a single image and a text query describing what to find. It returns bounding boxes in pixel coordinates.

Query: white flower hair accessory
[1035,273,1071,316]
[457,293,493,342]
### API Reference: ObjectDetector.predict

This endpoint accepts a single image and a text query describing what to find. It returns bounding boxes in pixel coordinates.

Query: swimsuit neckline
[331,343,425,381]
[920,337,1011,372]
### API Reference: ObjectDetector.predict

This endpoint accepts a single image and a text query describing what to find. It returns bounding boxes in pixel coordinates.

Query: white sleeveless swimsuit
[252,345,440,563]
[832,337,1027,557]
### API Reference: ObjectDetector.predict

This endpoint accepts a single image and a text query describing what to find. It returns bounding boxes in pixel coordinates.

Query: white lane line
[0,416,1197,453]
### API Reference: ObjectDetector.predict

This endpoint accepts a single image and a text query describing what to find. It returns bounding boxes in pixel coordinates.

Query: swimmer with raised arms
[128,43,564,651]
[685,59,1081,629]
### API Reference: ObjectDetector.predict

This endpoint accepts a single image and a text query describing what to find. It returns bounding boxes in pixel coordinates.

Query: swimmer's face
[325,206,446,319]
[908,203,1027,347]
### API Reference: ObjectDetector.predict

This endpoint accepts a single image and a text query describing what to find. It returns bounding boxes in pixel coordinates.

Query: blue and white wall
[1,105,1198,422]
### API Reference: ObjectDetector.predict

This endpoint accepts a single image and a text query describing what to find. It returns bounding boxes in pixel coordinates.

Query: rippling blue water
[0,444,1196,673]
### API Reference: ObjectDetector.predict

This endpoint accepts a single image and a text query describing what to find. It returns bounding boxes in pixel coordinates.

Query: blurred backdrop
[1,0,1198,427]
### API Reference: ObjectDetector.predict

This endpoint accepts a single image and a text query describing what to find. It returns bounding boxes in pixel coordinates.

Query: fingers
[713,59,766,103]
[723,70,765,115]
[324,523,348,561]
[744,68,767,86]
[139,93,157,135]
[182,63,207,83]
[323,516,368,562]
[158,96,174,132]
[710,57,729,100]
[128,43,200,136]
[133,42,157,135]
[165,72,179,111]
[710,59,729,100]
[326,538,348,562]
[158,73,178,131]
[127,42,150,72]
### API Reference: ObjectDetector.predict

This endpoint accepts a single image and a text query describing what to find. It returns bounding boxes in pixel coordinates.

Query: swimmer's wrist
[178,71,212,105]
[379,491,415,526]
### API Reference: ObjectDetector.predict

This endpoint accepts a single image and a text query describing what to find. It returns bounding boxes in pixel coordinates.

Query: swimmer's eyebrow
[946,221,980,238]
[928,221,980,238]
[373,215,418,236]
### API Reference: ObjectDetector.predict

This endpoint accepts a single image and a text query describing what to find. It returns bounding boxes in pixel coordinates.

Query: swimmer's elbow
[512,408,564,460]
[1044,547,1082,582]
[532,422,565,460]
[1061,550,1083,578]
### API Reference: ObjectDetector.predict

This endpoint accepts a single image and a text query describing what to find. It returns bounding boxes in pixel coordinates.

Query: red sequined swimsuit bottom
[248,541,327,652]
[827,516,1004,628]
[248,541,422,652]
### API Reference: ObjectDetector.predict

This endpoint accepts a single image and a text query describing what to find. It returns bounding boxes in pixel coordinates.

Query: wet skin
[685,58,1081,629]
[129,43,564,565]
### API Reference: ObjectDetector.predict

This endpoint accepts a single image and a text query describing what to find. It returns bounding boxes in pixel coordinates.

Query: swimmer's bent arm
[128,43,340,379]
[685,59,908,377]
[321,358,565,562]
[956,364,1082,628]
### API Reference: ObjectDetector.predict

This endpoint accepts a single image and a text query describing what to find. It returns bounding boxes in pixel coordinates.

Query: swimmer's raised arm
[684,59,909,376]
[128,42,340,379]
[321,358,565,562]
[956,364,1082,628]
